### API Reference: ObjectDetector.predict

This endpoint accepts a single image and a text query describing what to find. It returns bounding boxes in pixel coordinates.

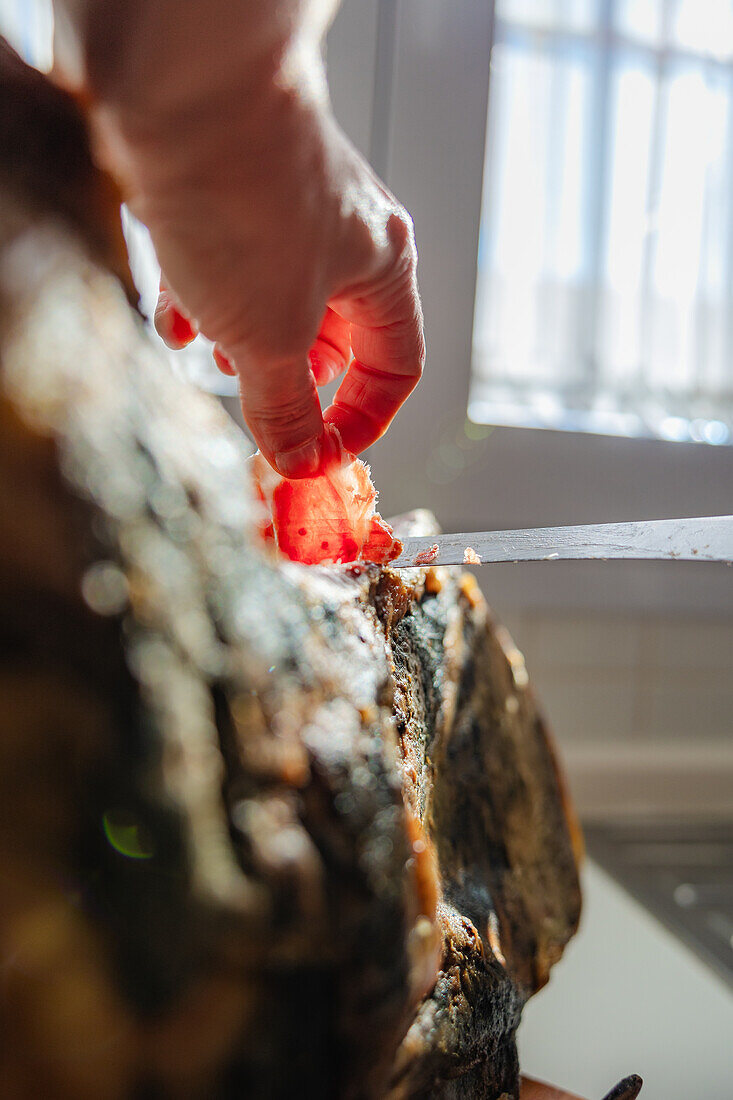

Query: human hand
[61,0,424,477]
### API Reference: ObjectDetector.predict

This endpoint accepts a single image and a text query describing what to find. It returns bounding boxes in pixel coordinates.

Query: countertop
[518,860,733,1100]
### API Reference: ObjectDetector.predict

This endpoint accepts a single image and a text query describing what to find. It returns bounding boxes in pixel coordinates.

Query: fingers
[213,344,236,376]
[154,279,198,349]
[155,275,327,476]
[156,279,237,381]
[309,307,352,386]
[324,214,425,454]
[235,351,326,478]
[151,195,421,469]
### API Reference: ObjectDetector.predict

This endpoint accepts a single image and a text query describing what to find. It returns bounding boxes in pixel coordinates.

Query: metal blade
[389,516,733,568]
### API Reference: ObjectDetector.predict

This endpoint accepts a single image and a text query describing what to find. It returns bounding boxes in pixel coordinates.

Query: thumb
[234,351,325,479]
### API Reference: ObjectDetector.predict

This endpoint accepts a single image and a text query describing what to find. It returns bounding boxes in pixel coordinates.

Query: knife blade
[389,515,733,568]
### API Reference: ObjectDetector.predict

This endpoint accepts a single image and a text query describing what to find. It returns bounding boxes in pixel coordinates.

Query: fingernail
[322,423,350,468]
[275,436,322,479]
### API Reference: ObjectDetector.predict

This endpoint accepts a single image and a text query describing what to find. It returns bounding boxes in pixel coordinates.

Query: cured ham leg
[0,44,600,1100]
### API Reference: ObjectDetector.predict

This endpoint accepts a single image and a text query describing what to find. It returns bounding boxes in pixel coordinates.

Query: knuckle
[153,293,171,328]
[387,208,417,265]
[342,206,418,290]
[244,391,316,439]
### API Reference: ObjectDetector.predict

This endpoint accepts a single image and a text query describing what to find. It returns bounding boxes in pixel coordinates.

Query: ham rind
[251,431,402,566]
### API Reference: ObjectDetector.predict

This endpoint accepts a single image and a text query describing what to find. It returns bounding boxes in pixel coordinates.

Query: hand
[61,0,425,477]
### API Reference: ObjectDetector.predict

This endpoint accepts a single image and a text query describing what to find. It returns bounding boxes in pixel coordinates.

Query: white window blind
[471,0,733,445]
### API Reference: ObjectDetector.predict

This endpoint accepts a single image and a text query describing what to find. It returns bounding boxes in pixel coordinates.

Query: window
[471,0,733,445]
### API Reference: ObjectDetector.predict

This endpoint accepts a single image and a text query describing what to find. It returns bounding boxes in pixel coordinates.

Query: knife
[389,515,733,568]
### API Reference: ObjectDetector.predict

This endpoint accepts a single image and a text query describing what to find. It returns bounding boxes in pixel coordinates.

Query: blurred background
[1,0,732,1096]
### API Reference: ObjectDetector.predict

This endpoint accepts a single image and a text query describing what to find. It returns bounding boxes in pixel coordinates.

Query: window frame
[472,0,733,444]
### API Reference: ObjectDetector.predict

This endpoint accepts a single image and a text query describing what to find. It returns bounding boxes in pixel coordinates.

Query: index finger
[323,217,425,454]
[154,278,198,350]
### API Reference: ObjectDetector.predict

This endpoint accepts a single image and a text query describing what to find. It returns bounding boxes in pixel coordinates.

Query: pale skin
[54,0,425,478]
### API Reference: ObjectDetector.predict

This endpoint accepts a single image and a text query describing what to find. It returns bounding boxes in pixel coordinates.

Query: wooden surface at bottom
[521,1073,643,1100]
[521,1077,584,1100]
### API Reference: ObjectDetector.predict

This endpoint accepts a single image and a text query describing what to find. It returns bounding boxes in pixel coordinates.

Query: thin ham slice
[250,429,402,566]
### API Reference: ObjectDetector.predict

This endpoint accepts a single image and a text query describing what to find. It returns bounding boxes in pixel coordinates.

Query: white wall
[500,606,733,818]
[519,861,733,1100]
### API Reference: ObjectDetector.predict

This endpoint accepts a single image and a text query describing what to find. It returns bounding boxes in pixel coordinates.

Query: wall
[518,861,733,1100]
[497,604,733,818]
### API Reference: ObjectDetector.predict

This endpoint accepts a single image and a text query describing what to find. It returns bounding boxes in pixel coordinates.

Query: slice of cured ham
[251,429,402,566]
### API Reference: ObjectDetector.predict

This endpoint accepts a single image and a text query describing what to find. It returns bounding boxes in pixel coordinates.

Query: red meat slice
[250,429,402,566]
